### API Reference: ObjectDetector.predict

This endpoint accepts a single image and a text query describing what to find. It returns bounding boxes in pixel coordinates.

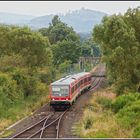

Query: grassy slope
[0,86,50,137]
[73,89,140,138]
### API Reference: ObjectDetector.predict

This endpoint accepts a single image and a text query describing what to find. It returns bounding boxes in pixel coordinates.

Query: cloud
[0,1,139,16]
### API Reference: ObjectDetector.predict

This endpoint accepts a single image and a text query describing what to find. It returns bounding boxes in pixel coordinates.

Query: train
[49,72,92,110]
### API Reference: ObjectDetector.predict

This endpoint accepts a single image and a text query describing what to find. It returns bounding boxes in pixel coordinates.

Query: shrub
[0,54,26,72]
[84,118,93,129]
[0,72,23,103]
[35,81,49,96]
[11,69,39,98]
[96,97,112,109]
[39,69,52,84]
[117,100,140,129]
[111,93,140,113]
[133,124,140,138]
[59,60,72,73]
[0,72,24,120]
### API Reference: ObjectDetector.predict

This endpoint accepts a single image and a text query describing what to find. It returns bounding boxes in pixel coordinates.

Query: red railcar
[50,72,92,109]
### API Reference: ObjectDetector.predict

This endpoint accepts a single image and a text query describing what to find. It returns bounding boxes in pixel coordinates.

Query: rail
[10,64,105,139]
[10,110,68,139]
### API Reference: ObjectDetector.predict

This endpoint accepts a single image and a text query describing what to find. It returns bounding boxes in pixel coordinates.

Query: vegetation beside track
[93,7,140,94]
[1,5,140,139]
[0,14,100,134]
[72,7,140,138]
[73,88,140,138]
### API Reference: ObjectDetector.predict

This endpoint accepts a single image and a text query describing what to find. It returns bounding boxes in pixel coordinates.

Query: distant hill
[29,8,107,33]
[0,12,35,25]
[78,32,91,42]
[0,8,107,33]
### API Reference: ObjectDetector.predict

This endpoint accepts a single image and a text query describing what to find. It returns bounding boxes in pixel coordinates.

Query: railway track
[10,78,102,139]
[10,110,68,138]
[10,64,105,139]
[90,64,105,91]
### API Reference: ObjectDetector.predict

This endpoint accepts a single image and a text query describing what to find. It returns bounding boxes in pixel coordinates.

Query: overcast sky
[0,1,140,16]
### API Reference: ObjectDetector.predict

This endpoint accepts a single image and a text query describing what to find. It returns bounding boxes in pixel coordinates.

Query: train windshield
[52,86,69,97]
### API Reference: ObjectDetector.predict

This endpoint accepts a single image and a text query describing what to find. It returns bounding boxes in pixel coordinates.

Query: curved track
[10,64,105,139]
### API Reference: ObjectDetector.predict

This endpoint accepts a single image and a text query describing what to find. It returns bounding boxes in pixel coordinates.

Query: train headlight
[52,98,55,100]
[66,98,68,101]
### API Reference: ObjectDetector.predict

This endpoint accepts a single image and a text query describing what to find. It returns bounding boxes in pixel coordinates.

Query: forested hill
[0,8,107,33]
[29,8,107,33]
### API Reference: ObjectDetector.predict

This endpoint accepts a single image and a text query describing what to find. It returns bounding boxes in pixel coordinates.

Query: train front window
[52,86,69,96]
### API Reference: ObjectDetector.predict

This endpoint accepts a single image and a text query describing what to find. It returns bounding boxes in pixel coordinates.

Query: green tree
[81,38,101,57]
[52,15,61,26]
[0,54,26,72]
[123,7,140,43]
[0,25,52,67]
[93,8,140,94]
[0,73,23,103]
[39,15,81,65]
[52,40,80,65]
[59,60,72,73]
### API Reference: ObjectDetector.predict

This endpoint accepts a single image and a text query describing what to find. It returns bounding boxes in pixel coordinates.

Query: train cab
[50,72,92,110]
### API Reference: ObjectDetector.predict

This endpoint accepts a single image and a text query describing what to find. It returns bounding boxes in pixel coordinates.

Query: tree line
[0,15,100,122]
[93,7,140,94]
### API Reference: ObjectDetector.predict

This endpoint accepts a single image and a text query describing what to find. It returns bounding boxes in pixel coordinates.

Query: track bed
[6,64,106,138]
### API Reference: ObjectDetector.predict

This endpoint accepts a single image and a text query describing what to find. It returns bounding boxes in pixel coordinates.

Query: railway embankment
[1,64,104,138]
[73,86,140,138]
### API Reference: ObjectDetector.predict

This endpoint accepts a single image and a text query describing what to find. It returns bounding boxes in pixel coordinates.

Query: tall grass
[0,85,49,136]
[73,90,140,138]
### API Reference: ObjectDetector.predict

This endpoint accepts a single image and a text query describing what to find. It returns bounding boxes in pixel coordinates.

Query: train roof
[51,72,91,86]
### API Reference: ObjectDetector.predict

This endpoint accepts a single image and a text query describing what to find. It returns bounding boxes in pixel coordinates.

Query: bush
[0,72,23,103]
[11,69,39,98]
[117,100,140,129]
[133,124,140,138]
[37,68,53,84]
[111,93,140,113]
[0,72,24,120]
[35,81,49,96]
[0,54,26,72]
[84,117,93,129]
[59,60,72,73]
[96,97,112,109]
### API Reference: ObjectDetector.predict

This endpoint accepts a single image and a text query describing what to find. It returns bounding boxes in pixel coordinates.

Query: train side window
[72,87,74,93]
[74,85,76,91]
[78,82,80,88]
[76,84,78,90]
[88,77,91,81]
[84,78,86,83]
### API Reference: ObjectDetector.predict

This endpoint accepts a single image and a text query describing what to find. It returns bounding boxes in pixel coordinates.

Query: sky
[0,1,139,16]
